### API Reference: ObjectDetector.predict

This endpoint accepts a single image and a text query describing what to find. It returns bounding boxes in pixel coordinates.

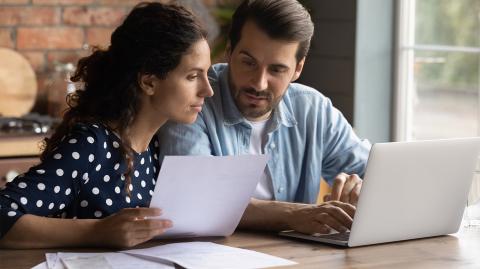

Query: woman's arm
[0,208,171,249]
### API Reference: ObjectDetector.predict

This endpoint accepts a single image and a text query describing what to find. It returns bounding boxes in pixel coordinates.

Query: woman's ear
[138,73,157,95]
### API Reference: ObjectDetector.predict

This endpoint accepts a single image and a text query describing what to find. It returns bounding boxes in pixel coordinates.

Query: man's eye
[242,60,256,67]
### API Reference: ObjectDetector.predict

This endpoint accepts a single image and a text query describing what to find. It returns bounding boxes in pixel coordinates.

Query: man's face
[227,20,305,121]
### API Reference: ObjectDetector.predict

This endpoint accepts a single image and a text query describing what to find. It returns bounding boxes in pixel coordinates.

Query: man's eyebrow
[239,50,257,60]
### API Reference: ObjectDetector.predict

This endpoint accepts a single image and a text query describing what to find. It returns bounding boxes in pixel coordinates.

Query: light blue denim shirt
[158,63,371,204]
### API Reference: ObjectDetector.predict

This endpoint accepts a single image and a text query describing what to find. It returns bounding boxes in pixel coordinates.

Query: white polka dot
[95,164,101,171]
[59,203,65,210]
[18,182,27,188]
[20,197,27,205]
[93,124,99,128]
[106,199,112,206]
[92,187,99,195]
[154,154,158,160]
[7,211,16,217]
[141,158,145,165]
[141,180,146,187]
[103,175,110,182]
[113,141,119,148]
[146,167,150,175]
[103,141,107,149]
[37,183,45,190]
[106,152,111,159]
[54,186,60,193]
[125,196,131,203]
[65,188,71,195]
[152,178,156,185]
[114,163,120,170]
[56,169,64,176]
[11,202,18,210]
[121,175,125,181]
[88,154,94,162]
[53,153,62,160]
[137,193,142,200]
[149,190,153,196]
[134,170,139,177]
[153,167,157,173]
[36,200,43,207]
[149,156,152,162]
[72,152,80,159]
[80,200,88,207]
[105,129,109,135]
[36,169,45,174]
[94,211,102,218]
[128,184,133,191]
[83,173,89,184]
[87,136,95,144]
[72,170,78,178]
[48,203,54,210]
[68,138,77,144]
[154,141,159,147]
[114,186,121,194]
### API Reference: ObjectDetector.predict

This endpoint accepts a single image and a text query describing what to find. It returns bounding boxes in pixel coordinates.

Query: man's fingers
[323,194,331,202]
[329,201,356,218]
[330,173,348,201]
[315,213,349,233]
[349,182,362,206]
[340,174,362,203]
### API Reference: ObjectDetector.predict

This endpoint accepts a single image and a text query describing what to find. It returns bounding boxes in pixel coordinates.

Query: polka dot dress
[0,123,160,239]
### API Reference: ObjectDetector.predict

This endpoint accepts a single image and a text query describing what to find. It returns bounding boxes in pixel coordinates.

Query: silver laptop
[279,138,480,247]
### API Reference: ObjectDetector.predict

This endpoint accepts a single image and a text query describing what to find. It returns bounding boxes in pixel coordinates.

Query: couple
[0,0,370,249]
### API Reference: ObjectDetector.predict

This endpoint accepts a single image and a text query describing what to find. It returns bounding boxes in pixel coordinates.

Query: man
[158,0,371,235]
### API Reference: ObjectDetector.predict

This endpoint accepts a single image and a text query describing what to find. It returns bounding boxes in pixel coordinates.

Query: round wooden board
[0,48,37,117]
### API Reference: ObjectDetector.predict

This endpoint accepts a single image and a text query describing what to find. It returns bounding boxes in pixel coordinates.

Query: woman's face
[146,39,213,124]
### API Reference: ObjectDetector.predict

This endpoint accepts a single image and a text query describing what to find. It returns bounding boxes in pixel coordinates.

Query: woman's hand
[286,201,355,235]
[95,207,172,248]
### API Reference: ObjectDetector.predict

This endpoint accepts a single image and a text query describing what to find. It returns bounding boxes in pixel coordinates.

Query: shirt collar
[218,65,297,129]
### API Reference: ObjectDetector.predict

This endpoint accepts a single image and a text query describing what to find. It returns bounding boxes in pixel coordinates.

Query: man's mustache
[241,88,272,100]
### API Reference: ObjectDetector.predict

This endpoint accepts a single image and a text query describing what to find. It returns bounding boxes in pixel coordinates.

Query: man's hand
[324,173,363,206]
[287,201,355,235]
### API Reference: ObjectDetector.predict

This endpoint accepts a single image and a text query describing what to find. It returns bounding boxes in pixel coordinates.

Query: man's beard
[233,87,279,119]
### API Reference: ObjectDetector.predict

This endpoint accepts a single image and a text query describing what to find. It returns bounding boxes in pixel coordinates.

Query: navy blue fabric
[0,123,160,239]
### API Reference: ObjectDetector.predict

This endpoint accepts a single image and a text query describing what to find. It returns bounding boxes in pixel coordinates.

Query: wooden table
[1,226,480,269]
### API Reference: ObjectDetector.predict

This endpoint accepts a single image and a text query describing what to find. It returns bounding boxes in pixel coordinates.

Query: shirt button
[270,143,276,149]
[277,186,284,193]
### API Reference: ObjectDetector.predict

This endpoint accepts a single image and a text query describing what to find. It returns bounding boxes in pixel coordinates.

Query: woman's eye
[187,75,198,81]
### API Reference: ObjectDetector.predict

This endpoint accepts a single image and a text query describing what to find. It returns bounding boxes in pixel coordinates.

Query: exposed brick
[86,27,114,47]
[0,0,29,3]
[46,50,89,70]
[63,7,126,26]
[20,52,46,72]
[32,0,94,4]
[17,28,84,50]
[0,7,60,26]
[0,29,14,48]
[96,0,148,5]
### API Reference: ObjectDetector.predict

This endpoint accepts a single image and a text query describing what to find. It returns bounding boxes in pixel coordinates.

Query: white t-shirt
[248,119,274,200]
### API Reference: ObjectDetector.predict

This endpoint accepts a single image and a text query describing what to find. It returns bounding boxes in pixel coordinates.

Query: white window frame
[394,0,480,141]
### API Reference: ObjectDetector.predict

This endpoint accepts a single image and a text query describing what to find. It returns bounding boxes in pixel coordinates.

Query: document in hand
[150,155,268,238]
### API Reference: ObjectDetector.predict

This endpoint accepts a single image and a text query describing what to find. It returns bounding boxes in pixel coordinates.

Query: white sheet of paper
[61,255,112,269]
[150,155,268,238]
[123,241,297,269]
[31,262,48,269]
[41,252,174,269]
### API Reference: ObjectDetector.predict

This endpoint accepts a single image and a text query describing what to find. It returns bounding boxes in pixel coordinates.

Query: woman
[0,2,213,249]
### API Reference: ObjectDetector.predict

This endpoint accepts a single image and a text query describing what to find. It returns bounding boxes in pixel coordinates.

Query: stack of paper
[31,242,296,269]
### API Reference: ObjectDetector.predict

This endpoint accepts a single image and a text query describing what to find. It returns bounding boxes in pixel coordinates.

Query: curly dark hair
[41,2,207,193]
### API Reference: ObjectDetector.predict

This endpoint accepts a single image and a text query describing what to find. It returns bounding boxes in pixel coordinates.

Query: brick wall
[0,0,220,116]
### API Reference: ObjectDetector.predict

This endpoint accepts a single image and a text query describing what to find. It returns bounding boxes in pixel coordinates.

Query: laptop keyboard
[313,232,350,241]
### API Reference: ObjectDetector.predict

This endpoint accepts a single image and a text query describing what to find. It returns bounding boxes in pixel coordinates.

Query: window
[395,0,480,141]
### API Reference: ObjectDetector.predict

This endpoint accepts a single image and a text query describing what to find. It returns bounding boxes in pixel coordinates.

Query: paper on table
[61,255,111,269]
[150,155,268,238]
[123,242,297,269]
[40,252,174,269]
